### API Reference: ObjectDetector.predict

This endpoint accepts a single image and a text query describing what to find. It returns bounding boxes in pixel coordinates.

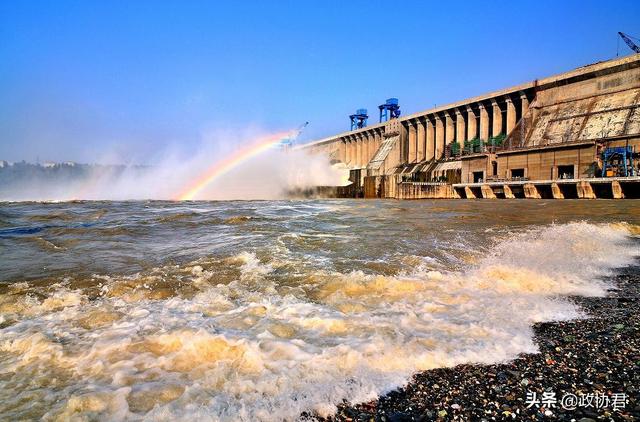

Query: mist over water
[0,135,348,201]
[1,199,639,420]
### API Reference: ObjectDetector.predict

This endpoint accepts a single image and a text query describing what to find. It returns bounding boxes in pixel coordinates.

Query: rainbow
[174,130,294,201]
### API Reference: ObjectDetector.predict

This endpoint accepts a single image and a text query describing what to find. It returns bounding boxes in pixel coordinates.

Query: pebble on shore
[309,266,640,422]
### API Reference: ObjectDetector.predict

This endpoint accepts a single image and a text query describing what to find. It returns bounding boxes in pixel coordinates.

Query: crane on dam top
[378,98,401,123]
[278,122,309,150]
[618,32,640,54]
[349,109,368,130]
[293,121,309,138]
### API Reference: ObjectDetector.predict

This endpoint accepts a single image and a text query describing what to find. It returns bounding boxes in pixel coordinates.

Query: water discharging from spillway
[0,139,350,201]
[0,199,639,420]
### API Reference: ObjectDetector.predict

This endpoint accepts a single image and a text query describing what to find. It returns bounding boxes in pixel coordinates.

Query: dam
[300,54,640,199]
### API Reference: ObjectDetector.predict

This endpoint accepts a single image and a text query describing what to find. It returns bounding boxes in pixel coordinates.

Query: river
[1,199,639,420]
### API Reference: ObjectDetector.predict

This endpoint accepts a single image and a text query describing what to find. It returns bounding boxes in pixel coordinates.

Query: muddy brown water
[0,199,639,420]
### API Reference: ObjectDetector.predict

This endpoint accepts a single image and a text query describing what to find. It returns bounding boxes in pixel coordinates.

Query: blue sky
[1,0,639,163]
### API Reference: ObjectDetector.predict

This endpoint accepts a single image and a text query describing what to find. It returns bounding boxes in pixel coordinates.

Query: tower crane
[618,32,640,54]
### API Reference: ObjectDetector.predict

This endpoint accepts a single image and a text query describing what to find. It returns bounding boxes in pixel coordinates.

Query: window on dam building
[557,165,575,179]
[510,168,525,179]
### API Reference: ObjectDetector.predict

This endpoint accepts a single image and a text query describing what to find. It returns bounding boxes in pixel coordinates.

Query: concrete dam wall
[300,55,640,199]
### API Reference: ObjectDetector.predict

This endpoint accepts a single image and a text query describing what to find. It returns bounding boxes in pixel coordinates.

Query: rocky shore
[316,265,640,421]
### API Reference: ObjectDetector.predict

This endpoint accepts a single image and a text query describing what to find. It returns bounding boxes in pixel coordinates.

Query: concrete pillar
[374,130,381,158]
[435,116,445,160]
[577,181,596,199]
[371,132,377,162]
[365,133,372,164]
[524,183,541,199]
[479,103,489,141]
[408,122,417,163]
[345,137,350,166]
[503,185,515,199]
[551,183,564,199]
[362,133,368,164]
[612,180,624,199]
[481,185,496,199]
[369,132,375,156]
[491,99,502,137]
[464,186,476,199]
[416,120,425,162]
[369,133,377,162]
[369,132,376,162]
[506,96,516,134]
[455,109,466,145]
[353,136,359,167]
[425,120,435,161]
[363,134,369,165]
[445,112,455,146]
[398,127,405,163]
[466,106,477,141]
[345,139,351,165]
[349,136,358,168]
[520,92,529,117]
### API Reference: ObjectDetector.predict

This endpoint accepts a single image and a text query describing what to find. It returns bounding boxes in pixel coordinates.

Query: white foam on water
[0,222,638,421]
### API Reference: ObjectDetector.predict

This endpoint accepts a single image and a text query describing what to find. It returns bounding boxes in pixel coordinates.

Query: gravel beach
[316,265,640,422]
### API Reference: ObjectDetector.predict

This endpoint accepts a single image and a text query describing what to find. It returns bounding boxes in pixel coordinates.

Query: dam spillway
[300,54,640,199]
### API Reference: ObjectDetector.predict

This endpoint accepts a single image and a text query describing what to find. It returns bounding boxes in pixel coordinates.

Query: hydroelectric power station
[299,53,640,199]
